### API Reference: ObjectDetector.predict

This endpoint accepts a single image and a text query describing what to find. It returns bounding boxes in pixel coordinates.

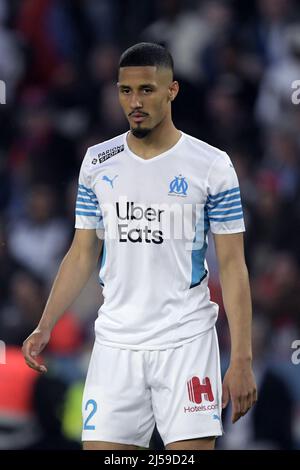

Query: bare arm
[22,229,103,372]
[213,232,257,423]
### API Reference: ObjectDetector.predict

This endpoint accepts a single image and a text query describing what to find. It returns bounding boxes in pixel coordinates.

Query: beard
[131,126,152,139]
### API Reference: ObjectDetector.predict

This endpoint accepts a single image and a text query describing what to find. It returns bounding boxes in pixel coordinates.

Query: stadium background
[0,0,300,450]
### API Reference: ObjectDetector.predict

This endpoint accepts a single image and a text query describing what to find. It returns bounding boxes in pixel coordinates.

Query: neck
[127,115,181,159]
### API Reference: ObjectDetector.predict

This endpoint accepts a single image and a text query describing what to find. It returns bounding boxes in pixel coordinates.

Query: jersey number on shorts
[83,399,97,430]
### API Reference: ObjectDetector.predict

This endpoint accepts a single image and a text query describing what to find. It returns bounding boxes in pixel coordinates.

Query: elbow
[219,257,249,281]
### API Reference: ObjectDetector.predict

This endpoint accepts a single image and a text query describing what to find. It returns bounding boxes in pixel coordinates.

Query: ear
[169,81,179,101]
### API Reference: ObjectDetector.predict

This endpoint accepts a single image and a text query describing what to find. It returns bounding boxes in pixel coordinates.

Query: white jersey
[75,131,245,349]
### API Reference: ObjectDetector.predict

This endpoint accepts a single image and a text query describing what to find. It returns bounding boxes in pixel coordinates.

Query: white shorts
[82,327,223,447]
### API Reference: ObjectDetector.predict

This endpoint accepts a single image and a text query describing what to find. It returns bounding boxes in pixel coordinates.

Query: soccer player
[23,43,257,450]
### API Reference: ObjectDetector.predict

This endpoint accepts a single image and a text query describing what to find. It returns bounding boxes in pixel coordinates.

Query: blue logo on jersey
[168,175,188,196]
[102,175,118,188]
[213,414,220,421]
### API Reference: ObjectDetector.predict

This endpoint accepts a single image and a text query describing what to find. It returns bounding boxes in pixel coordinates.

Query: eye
[143,88,153,94]
[121,88,131,94]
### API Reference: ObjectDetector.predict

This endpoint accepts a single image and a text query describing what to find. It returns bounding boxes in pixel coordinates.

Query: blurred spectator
[0,0,24,101]
[8,88,77,204]
[242,0,297,68]
[252,252,300,333]
[0,270,46,345]
[142,0,235,83]
[0,224,22,307]
[202,75,259,151]
[0,146,12,210]
[8,184,69,283]
[87,44,127,136]
[245,171,287,257]
[16,0,95,86]
[256,23,300,127]
[83,0,118,43]
[261,126,300,202]
[16,0,62,85]
[48,62,91,139]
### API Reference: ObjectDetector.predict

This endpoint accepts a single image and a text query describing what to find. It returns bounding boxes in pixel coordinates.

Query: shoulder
[83,133,126,169]
[182,132,229,167]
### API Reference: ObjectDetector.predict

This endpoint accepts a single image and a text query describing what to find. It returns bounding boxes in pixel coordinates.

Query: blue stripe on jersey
[209,214,244,222]
[190,207,210,288]
[99,241,106,287]
[75,211,100,217]
[207,194,241,207]
[208,186,240,200]
[77,194,97,203]
[76,194,98,202]
[76,203,98,210]
[77,189,97,199]
[206,199,241,210]
[78,184,96,195]
[208,207,243,216]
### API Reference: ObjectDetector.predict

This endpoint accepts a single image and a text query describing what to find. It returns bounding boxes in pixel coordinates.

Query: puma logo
[102,175,118,188]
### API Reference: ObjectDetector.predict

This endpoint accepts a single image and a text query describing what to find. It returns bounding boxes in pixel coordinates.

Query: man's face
[118,66,178,138]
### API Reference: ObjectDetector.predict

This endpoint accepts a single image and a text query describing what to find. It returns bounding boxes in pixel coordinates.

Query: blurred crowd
[0,0,300,450]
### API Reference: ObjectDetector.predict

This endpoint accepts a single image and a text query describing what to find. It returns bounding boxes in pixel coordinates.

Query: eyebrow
[119,83,157,89]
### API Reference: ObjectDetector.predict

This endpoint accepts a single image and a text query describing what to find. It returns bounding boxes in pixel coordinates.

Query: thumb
[222,382,230,409]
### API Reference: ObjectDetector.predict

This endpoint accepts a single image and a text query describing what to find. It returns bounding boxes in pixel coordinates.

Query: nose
[129,93,142,110]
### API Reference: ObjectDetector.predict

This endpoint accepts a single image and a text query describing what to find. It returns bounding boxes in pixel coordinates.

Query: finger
[231,396,242,423]
[245,390,257,414]
[24,354,38,368]
[23,343,47,373]
[243,393,252,415]
[244,386,258,415]
[32,347,48,372]
[222,383,230,409]
[241,392,251,415]
[23,345,40,368]
[25,357,47,373]
[22,340,39,360]
[244,388,257,413]
[23,339,44,360]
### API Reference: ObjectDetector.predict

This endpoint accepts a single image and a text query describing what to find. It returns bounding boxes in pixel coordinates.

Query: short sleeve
[206,153,245,234]
[75,149,104,230]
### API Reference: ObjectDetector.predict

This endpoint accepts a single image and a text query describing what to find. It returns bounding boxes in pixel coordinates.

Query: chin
[131,126,152,139]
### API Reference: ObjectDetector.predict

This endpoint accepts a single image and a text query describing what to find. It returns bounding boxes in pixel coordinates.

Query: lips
[133,116,146,122]
[130,113,148,123]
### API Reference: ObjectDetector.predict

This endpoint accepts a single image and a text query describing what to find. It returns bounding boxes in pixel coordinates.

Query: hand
[222,360,257,423]
[22,328,51,373]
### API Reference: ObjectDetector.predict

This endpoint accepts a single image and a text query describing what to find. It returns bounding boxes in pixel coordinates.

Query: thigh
[150,328,223,447]
[165,436,216,451]
[83,441,140,450]
[82,343,155,448]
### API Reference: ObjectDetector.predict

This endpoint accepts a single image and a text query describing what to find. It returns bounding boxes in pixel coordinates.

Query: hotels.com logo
[187,376,214,403]
[184,376,217,413]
